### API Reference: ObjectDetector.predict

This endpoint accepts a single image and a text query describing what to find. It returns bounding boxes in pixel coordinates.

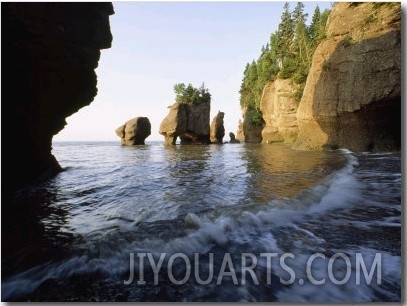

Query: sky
[53,1,333,142]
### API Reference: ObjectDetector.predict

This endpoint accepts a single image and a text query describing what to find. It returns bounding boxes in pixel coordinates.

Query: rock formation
[242,113,263,143]
[3,3,114,191]
[236,120,245,142]
[116,117,151,145]
[238,3,400,152]
[260,79,299,144]
[240,106,264,143]
[229,132,241,144]
[159,101,210,144]
[295,2,401,151]
[210,111,225,143]
[243,124,263,143]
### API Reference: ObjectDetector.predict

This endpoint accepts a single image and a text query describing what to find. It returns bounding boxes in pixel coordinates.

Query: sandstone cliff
[116,117,151,145]
[295,2,401,151]
[241,3,400,151]
[241,106,263,143]
[159,102,210,144]
[3,3,114,191]
[236,120,245,142]
[260,79,299,144]
[243,123,263,143]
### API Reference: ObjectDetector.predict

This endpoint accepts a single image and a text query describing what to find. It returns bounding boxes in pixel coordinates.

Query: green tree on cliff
[239,2,331,122]
[309,6,330,48]
[292,2,311,65]
[239,61,258,108]
[257,44,279,89]
[272,2,294,69]
[279,2,312,80]
[174,82,211,105]
[309,5,321,41]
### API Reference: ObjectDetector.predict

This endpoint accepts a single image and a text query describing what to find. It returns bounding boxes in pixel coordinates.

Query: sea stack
[210,111,225,144]
[229,132,241,143]
[116,117,151,145]
[159,101,210,145]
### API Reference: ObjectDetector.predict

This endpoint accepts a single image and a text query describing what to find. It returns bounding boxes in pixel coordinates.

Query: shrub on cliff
[174,83,211,105]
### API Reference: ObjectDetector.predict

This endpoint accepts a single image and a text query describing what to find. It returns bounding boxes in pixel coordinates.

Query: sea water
[1,142,401,301]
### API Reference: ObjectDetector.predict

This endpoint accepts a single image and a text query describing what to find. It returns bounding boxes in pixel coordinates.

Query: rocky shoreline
[241,2,400,152]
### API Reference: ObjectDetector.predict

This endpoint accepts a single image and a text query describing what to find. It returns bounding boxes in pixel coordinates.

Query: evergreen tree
[309,5,321,41]
[273,2,294,68]
[318,9,330,41]
[258,47,278,86]
[240,2,331,109]
[292,2,307,26]
[174,82,210,105]
[292,2,311,67]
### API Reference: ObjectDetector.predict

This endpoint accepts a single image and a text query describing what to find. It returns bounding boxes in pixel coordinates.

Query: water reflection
[241,143,346,201]
[2,142,400,302]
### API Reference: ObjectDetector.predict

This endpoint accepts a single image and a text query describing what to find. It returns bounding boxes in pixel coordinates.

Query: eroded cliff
[3,3,114,191]
[260,79,299,144]
[236,120,245,142]
[295,2,401,151]
[242,3,400,151]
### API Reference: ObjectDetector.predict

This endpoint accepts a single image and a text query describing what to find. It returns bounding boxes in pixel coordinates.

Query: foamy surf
[2,143,400,301]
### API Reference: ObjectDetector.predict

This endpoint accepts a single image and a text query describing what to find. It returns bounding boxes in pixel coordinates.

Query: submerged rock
[210,111,225,144]
[116,117,151,145]
[159,101,210,145]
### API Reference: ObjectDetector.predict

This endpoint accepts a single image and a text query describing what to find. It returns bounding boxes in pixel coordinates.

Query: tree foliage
[174,82,211,105]
[239,2,331,114]
[245,104,264,127]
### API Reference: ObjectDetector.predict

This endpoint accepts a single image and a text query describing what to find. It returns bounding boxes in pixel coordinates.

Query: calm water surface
[2,142,401,301]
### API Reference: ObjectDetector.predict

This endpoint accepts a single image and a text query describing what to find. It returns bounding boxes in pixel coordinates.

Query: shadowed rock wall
[2,3,114,191]
[210,111,225,143]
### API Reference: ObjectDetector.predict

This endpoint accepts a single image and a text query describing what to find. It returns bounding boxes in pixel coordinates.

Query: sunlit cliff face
[295,2,401,151]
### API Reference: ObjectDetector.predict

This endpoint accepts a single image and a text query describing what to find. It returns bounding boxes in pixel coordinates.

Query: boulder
[116,117,151,145]
[210,111,225,143]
